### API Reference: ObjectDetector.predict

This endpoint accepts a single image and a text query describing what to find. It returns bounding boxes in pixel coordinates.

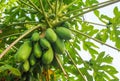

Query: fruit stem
[65,50,86,81]
[39,0,52,28]
[70,28,120,51]
[55,54,68,79]
[0,24,42,59]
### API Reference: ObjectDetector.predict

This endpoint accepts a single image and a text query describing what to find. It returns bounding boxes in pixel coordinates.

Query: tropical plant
[0,0,120,81]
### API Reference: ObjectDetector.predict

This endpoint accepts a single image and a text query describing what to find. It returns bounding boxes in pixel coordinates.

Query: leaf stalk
[70,28,120,51]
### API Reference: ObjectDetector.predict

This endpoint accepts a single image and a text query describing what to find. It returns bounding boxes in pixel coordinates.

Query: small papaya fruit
[39,38,51,49]
[31,32,40,41]
[45,28,57,42]
[23,60,30,72]
[42,48,54,64]
[33,42,42,58]
[55,27,72,40]
[29,53,36,66]
[52,37,65,54]
[15,40,32,62]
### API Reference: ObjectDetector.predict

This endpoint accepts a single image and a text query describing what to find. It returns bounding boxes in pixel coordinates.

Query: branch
[28,0,42,14]
[39,0,52,28]
[6,43,18,51]
[57,0,120,25]
[19,0,35,9]
[55,54,68,79]
[76,19,107,27]
[0,33,22,40]
[65,50,86,81]
[70,28,120,51]
[67,41,89,68]
[83,20,107,27]
[55,0,58,19]
[63,0,112,17]
[0,24,42,59]
[0,21,39,28]
[58,0,63,10]
[58,0,77,14]
[8,21,39,26]
[46,0,54,11]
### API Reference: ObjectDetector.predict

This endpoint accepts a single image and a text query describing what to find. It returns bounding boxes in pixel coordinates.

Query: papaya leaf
[80,68,93,81]
[72,42,81,51]
[0,64,21,77]
[96,52,113,64]
[83,41,88,51]
[110,79,119,81]
[101,14,111,21]
[88,52,118,80]
[99,65,118,75]
[94,10,100,17]
[88,29,99,36]
[113,7,119,17]
[94,72,108,81]
[88,47,98,59]
[85,41,99,48]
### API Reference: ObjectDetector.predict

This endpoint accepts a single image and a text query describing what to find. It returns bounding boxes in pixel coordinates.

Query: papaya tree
[0,0,120,81]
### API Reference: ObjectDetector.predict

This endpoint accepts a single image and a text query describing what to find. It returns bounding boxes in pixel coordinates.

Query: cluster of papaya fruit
[14,26,72,72]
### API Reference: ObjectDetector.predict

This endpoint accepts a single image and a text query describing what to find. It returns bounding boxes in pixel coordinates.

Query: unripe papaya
[15,40,32,62]
[55,27,72,40]
[39,38,51,49]
[29,53,36,66]
[45,28,57,42]
[31,32,40,41]
[23,60,30,72]
[33,42,42,58]
[42,48,54,64]
[52,37,65,54]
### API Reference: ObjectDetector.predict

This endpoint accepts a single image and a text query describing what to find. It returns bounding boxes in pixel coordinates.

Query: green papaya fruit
[33,42,42,58]
[52,37,65,54]
[29,53,36,66]
[15,40,32,62]
[31,32,40,41]
[45,28,57,42]
[55,27,72,40]
[23,60,30,72]
[39,38,51,49]
[42,48,54,64]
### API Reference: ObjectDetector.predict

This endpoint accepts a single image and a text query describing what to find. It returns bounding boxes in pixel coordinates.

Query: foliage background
[0,0,120,81]
[82,0,120,78]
